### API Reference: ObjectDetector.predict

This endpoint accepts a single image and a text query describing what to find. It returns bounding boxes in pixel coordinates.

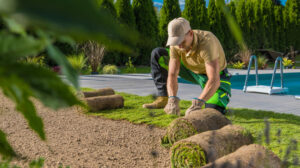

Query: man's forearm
[198,79,220,101]
[167,75,178,97]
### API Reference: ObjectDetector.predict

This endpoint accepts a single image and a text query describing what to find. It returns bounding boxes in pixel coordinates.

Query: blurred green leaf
[0,0,15,14]
[9,0,138,52]
[47,44,79,90]
[0,31,45,61]
[0,75,45,140]
[216,0,247,50]
[0,62,84,110]
[35,28,79,90]
[2,16,26,36]
[56,35,76,49]
[0,130,16,158]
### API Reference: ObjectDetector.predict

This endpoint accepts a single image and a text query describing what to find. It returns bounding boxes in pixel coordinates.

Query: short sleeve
[170,46,180,59]
[201,34,220,63]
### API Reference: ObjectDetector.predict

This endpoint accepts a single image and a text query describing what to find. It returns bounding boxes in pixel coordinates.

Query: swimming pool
[178,72,300,96]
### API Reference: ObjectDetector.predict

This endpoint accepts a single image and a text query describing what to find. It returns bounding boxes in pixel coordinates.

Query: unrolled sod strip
[170,125,253,168]
[201,144,282,168]
[85,95,124,111]
[83,88,115,98]
[162,108,231,146]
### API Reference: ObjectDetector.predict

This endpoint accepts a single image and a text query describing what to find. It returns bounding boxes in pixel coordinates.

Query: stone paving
[78,69,300,116]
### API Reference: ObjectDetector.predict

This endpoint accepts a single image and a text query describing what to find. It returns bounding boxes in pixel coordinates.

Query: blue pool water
[178,72,300,95]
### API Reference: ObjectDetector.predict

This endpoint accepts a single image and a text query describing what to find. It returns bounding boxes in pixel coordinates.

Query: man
[143,17,231,116]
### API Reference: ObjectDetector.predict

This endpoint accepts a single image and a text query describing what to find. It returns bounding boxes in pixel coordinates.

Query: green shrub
[23,56,45,66]
[102,64,119,74]
[283,57,294,67]
[257,56,268,69]
[67,53,87,73]
[232,61,245,69]
[124,57,136,73]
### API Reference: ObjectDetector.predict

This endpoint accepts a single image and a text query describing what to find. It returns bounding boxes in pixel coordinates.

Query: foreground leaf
[47,44,79,90]
[1,62,84,110]
[216,0,247,50]
[0,31,45,61]
[2,16,26,36]
[0,130,16,158]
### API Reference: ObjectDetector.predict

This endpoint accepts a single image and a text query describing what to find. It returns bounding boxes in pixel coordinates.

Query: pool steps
[243,56,288,95]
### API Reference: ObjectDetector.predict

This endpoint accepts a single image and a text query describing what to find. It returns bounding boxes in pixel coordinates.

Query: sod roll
[201,144,282,168]
[170,125,253,168]
[85,94,124,111]
[162,108,231,145]
[83,88,115,98]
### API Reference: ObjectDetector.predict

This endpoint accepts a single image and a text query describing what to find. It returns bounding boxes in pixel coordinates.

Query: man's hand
[164,97,180,116]
[185,99,205,116]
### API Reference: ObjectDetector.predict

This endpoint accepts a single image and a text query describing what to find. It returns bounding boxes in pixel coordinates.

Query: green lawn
[82,88,300,167]
[119,66,151,74]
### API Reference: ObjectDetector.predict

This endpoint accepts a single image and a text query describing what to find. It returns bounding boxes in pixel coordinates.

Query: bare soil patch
[0,94,170,167]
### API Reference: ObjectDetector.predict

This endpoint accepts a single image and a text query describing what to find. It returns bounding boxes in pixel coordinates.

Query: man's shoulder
[193,30,214,38]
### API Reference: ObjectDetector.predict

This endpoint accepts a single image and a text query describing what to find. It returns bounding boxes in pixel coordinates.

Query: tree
[208,0,224,46]
[260,0,274,49]
[133,0,159,65]
[115,0,137,65]
[253,0,264,49]
[195,0,209,30]
[274,5,285,51]
[115,0,136,28]
[245,0,258,50]
[273,0,282,6]
[235,0,248,45]
[182,0,199,29]
[284,0,300,51]
[97,0,117,17]
[158,0,181,46]
[225,0,239,59]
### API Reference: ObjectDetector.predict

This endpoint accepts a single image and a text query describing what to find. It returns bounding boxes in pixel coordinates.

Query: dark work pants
[151,47,169,97]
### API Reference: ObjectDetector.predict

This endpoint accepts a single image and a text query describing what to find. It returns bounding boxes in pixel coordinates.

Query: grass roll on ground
[83,88,115,97]
[201,144,282,168]
[170,125,253,168]
[85,95,124,111]
[162,108,231,147]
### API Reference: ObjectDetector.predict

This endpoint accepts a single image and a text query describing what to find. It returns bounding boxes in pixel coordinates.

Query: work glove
[185,98,206,116]
[164,96,180,116]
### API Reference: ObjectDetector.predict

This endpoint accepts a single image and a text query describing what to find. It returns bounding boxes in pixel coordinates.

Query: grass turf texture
[82,88,300,167]
[171,142,206,167]
[164,119,198,146]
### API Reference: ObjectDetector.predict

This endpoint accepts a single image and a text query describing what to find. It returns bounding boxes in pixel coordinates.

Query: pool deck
[79,69,300,116]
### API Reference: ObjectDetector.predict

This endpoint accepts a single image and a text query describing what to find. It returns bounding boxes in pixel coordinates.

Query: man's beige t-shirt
[170,30,227,74]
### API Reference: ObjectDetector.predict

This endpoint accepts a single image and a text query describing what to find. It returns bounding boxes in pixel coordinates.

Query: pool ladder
[243,55,288,95]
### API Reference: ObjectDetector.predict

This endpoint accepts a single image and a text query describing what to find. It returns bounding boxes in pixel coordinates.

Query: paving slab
[78,73,300,116]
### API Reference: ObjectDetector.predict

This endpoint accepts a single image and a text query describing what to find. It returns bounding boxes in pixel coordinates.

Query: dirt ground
[0,94,170,168]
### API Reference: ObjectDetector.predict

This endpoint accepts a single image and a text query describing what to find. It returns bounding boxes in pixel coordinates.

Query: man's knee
[151,47,168,61]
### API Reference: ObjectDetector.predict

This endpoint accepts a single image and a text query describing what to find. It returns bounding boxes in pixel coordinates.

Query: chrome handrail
[270,57,284,90]
[243,55,258,92]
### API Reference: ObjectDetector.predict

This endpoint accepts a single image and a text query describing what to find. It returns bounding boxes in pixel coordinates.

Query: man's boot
[142,96,168,109]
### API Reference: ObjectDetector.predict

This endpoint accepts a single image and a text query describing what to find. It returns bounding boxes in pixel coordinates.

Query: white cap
[166,17,191,46]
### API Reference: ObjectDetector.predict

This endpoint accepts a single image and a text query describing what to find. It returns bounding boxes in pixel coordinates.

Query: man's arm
[167,57,180,97]
[198,59,220,101]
